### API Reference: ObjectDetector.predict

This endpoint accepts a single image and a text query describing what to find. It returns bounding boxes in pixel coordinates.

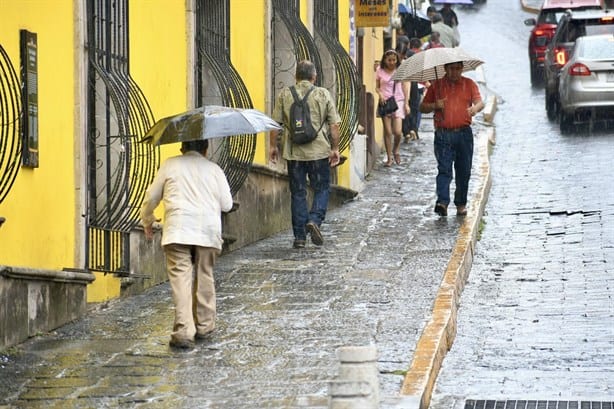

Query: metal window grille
[271,1,358,155]
[195,0,256,196]
[271,0,323,104]
[0,44,22,204]
[85,0,159,276]
[313,0,359,154]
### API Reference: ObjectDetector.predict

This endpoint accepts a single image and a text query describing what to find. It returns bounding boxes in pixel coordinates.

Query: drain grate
[464,401,614,409]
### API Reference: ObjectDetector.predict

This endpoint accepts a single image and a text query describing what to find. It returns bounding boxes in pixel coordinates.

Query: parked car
[558,34,614,133]
[524,0,604,86]
[543,8,614,120]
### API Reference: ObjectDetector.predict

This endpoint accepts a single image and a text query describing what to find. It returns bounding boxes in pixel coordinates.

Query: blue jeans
[433,127,474,207]
[287,158,331,240]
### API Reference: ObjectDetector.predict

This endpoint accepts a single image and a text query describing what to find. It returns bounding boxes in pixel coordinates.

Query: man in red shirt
[420,62,484,217]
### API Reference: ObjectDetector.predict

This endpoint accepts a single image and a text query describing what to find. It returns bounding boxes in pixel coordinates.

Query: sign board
[355,0,390,28]
[20,30,39,168]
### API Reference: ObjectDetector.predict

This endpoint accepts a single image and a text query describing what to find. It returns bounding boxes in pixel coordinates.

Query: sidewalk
[0,104,494,407]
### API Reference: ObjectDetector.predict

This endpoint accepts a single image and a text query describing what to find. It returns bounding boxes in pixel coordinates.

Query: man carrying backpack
[269,60,341,249]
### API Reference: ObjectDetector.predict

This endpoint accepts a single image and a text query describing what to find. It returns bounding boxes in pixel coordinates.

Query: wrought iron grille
[271,0,324,105]
[196,0,256,196]
[271,1,357,154]
[86,0,159,275]
[313,0,360,154]
[0,44,22,204]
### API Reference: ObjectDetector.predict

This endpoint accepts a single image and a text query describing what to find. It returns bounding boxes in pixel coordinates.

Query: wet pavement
[429,0,614,407]
[0,104,492,408]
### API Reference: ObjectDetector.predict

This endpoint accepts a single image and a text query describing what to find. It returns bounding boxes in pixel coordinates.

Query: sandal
[394,153,401,165]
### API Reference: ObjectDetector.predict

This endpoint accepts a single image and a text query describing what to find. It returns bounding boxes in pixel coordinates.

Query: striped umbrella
[392,47,484,82]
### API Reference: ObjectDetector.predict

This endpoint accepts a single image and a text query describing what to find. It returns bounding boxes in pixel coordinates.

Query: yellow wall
[0,1,77,270]
[130,0,190,162]
[130,0,189,126]
[230,0,269,165]
[87,272,121,302]
[336,0,352,187]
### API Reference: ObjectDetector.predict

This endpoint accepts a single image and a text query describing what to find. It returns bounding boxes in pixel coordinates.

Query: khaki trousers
[164,243,219,342]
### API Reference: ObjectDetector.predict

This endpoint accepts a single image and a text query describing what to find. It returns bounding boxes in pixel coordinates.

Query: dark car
[558,34,614,133]
[543,8,614,120]
[524,0,603,86]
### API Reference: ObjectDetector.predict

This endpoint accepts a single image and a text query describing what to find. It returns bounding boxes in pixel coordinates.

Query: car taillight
[568,62,591,76]
[555,48,568,66]
[600,16,614,23]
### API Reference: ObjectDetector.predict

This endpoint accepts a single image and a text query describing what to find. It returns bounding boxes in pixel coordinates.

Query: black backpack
[288,85,323,145]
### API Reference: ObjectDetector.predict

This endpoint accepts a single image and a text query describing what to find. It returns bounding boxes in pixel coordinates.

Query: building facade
[0,0,397,349]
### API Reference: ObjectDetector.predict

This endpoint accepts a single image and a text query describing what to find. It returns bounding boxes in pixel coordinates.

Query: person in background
[141,139,234,350]
[396,35,410,60]
[396,27,408,40]
[375,49,410,166]
[430,12,458,48]
[422,6,438,44]
[424,31,445,50]
[439,3,461,45]
[419,61,484,217]
[269,60,341,249]
[409,37,423,55]
[426,5,438,19]
[439,3,459,28]
[401,45,421,142]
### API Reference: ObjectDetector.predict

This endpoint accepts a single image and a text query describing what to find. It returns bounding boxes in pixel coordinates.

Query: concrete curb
[398,96,497,408]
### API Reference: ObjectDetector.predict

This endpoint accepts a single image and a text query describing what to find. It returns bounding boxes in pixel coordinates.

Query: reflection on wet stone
[0,111,481,406]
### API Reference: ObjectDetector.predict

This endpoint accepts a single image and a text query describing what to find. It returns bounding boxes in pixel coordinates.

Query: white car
[558,33,614,133]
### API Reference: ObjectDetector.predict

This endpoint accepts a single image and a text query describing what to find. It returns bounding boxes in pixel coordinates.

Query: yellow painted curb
[399,105,496,407]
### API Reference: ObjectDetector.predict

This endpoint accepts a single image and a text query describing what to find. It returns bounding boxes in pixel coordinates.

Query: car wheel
[530,64,542,86]
[559,110,574,134]
[546,92,558,122]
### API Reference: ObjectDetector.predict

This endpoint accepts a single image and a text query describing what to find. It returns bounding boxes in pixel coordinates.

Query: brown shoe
[195,330,214,342]
[306,222,323,246]
[434,202,448,217]
[456,205,467,216]
[169,337,195,350]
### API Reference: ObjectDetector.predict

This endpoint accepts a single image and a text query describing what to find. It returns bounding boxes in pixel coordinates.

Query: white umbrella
[141,105,281,146]
[392,47,484,82]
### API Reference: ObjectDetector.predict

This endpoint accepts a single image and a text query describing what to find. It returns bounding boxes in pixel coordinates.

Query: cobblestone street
[430,0,614,406]
[0,110,492,408]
